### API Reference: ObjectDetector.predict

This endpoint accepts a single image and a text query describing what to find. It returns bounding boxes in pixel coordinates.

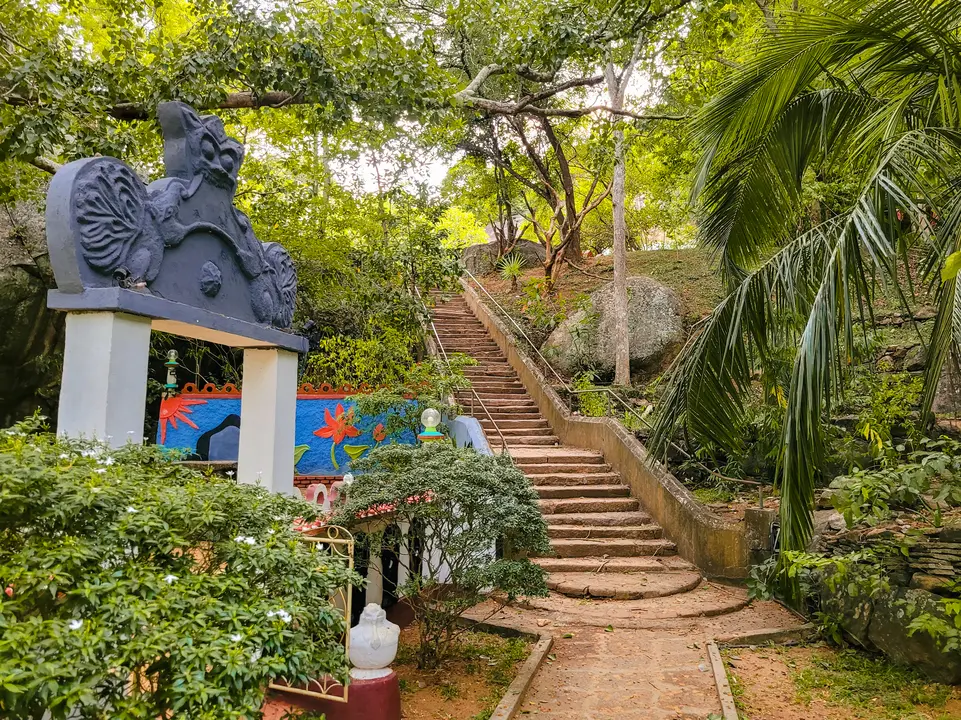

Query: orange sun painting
[159,396,207,444]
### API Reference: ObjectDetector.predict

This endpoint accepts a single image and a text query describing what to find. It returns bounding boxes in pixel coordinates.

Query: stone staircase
[431,293,701,600]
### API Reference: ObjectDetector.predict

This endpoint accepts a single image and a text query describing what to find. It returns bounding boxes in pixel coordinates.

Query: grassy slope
[480,247,725,328]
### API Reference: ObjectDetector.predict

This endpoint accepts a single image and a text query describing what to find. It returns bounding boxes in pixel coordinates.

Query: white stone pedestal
[237,348,297,495]
[57,312,152,447]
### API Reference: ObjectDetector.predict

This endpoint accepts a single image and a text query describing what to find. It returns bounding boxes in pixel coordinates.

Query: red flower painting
[314,403,360,444]
[373,423,386,443]
[314,403,361,469]
[159,396,207,444]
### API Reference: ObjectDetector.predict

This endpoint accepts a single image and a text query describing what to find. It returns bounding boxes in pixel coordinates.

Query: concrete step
[542,511,653,526]
[534,556,697,574]
[510,447,606,464]
[519,463,613,474]
[547,524,663,539]
[480,419,550,429]
[495,428,557,437]
[458,387,527,395]
[538,497,639,514]
[535,484,630,499]
[546,571,701,600]
[527,472,622,486]
[507,436,560,446]
[468,383,525,391]
[547,538,677,558]
[480,409,543,417]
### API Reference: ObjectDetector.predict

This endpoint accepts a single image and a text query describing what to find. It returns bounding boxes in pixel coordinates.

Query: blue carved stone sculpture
[45,102,305,351]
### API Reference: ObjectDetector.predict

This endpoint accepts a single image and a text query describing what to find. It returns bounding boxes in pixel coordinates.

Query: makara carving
[47,102,297,330]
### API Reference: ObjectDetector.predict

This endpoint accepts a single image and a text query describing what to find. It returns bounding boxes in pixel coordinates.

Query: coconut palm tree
[650,0,961,556]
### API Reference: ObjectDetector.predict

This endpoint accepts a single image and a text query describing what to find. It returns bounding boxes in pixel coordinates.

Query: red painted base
[263,672,401,720]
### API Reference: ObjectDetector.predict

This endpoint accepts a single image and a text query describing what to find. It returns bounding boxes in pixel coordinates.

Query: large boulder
[0,201,64,424]
[461,240,545,276]
[542,276,683,378]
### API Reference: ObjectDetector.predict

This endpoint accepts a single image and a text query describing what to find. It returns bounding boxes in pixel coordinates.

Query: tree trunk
[607,63,632,386]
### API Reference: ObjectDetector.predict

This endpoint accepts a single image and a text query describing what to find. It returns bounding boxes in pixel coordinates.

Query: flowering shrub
[332,443,550,669]
[0,417,360,720]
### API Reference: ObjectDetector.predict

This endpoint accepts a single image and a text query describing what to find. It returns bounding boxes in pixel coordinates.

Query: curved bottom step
[547,571,702,600]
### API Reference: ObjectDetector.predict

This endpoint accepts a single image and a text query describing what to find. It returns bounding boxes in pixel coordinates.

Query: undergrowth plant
[830,438,961,527]
[496,253,525,291]
[0,416,359,720]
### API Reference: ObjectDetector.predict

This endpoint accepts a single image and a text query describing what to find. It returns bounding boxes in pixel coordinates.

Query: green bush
[302,329,415,388]
[331,443,550,670]
[830,438,961,527]
[0,418,359,720]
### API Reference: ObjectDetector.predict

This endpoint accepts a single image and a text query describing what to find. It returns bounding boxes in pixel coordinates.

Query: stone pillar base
[266,672,400,720]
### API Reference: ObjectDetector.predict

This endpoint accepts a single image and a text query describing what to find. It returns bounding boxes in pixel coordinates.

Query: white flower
[126,506,138,513]
[267,609,292,623]
[99,456,115,466]
[230,633,242,642]
[94,468,107,474]
[250,648,263,663]
[68,619,83,631]
[225,470,235,478]
[234,535,256,545]
[267,529,275,535]
[58,453,69,459]
[163,575,177,584]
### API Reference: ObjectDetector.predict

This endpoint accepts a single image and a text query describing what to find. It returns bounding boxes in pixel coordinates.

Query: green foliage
[497,253,525,291]
[830,438,961,527]
[651,0,961,562]
[303,331,415,389]
[748,549,891,616]
[906,582,961,656]
[331,443,550,669]
[0,417,359,720]
[849,369,924,457]
[348,355,475,440]
[572,372,608,417]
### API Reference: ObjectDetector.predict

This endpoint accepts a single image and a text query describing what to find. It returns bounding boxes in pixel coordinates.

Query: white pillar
[57,311,152,448]
[237,348,297,495]
[366,553,384,607]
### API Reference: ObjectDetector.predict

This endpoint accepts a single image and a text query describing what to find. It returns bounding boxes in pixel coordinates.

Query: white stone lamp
[348,603,400,680]
[417,407,444,442]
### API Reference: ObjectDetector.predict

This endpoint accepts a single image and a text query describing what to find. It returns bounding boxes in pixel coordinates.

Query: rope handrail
[461,270,765,505]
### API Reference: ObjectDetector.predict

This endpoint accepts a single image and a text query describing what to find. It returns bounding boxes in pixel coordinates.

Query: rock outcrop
[461,239,545,276]
[542,276,683,378]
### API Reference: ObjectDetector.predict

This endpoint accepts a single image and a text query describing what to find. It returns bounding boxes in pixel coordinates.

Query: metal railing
[461,269,767,508]
[413,286,512,458]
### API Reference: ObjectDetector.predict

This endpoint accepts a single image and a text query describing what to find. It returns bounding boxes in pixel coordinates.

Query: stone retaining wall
[461,281,767,579]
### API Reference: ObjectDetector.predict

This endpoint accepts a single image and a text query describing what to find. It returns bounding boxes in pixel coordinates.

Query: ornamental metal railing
[268,524,354,703]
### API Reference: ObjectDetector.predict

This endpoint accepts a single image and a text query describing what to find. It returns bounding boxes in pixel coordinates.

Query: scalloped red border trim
[179,381,380,398]
[178,381,426,399]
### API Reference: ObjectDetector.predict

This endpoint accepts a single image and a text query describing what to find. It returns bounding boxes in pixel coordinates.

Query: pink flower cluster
[292,513,332,535]
[356,502,396,520]
[355,490,436,520]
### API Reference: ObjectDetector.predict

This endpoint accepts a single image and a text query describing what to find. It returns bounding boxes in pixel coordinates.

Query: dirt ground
[394,626,529,720]
[725,645,961,720]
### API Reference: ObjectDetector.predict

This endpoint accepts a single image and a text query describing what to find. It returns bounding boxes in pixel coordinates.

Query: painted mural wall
[157,383,416,476]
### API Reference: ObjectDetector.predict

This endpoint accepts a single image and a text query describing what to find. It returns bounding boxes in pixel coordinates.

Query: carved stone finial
[348,603,400,680]
[45,101,298,336]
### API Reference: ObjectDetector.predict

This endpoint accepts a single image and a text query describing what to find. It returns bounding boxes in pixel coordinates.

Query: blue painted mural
[157,383,416,476]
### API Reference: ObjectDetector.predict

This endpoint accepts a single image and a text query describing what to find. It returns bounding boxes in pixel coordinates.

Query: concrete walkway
[469,584,801,719]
